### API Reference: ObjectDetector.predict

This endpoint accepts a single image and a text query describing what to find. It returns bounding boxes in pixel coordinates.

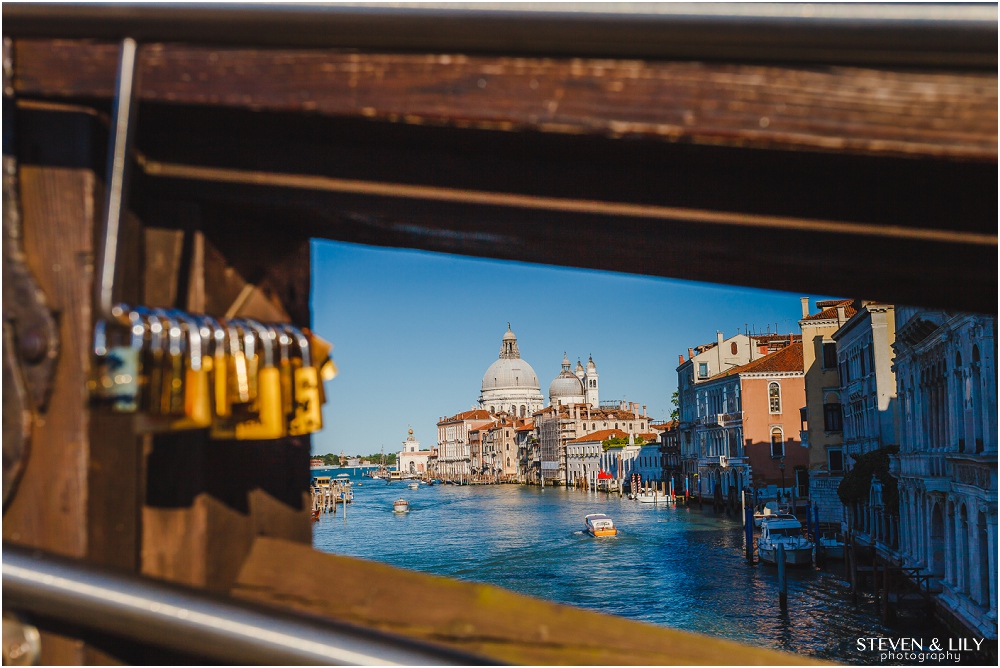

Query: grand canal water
[312,470,974,664]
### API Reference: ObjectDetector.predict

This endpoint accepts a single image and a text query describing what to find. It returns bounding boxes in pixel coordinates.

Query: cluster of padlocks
[90,304,335,439]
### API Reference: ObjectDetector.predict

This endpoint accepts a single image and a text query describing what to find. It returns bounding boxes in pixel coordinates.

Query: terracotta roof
[638,433,660,442]
[803,300,856,322]
[569,428,629,444]
[515,421,534,431]
[441,409,493,423]
[716,341,803,376]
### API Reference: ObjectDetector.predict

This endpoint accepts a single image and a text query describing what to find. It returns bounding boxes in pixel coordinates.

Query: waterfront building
[536,401,654,486]
[656,420,682,490]
[436,409,496,479]
[890,309,997,638]
[398,429,433,476]
[599,440,642,486]
[799,298,855,524]
[834,303,898,463]
[478,325,545,417]
[684,341,806,506]
[632,441,664,487]
[514,420,534,483]
[676,331,800,501]
[483,417,520,479]
[566,428,625,488]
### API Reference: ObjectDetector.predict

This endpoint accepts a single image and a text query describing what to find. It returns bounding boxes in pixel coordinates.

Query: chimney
[717,330,724,369]
[642,404,647,417]
[678,354,685,365]
[800,297,810,319]
[687,347,694,360]
[837,305,846,325]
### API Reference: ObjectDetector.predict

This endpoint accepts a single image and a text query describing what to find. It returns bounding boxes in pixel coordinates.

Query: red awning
[597,470,613,480]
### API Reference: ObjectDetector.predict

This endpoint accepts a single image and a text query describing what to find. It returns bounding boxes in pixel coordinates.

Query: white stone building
[398,428,432,476]
[892,309,997,638]
[833,303,898,462]
[436,409,495,479]
[478,325,544,418]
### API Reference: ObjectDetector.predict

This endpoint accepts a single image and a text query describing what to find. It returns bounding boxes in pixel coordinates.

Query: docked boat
[636,491,659,504]
[818,534,845,560]
[758,516,814,566]
[584,513,618,537]
[393,499,410,513]
[407,482,419,490]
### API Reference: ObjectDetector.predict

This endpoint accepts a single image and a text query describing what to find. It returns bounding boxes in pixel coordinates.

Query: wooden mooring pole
[777,544,788,611]
[744,504,754,564]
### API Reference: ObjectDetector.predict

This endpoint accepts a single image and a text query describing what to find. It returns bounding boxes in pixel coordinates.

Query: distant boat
[393,499,410,513]
[636,490,659,504]
[407,482,419,490]
[585,513,618,537]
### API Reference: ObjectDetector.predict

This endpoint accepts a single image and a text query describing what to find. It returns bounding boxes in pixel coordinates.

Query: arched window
[520,405,526,417]
[731,341,738,355]
[768,382,781,413]
[770,427,784,458]
[490,406,495,414]
[955,351,963,367]
[972,345,980,363]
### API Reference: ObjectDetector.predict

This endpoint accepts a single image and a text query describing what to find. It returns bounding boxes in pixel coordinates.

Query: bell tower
[584,355,599,408]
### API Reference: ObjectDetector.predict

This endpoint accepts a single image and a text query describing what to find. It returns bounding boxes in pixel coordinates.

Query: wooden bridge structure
[1,2,995,664]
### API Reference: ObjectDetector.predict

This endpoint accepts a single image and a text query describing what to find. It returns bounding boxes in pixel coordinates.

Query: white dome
[549,371,585,399]
[482,357,540,392]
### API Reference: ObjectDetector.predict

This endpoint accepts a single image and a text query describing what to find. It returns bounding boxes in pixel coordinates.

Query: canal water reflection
[312,475,962,663]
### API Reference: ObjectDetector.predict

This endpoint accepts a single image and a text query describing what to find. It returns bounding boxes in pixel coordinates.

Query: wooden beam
[12,40,997,161]
[232,537,822,666]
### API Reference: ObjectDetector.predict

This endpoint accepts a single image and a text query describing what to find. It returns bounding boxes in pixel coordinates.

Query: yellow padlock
[212,321,231,418]
[172,314,211,429]
[235,320,285,440]
[286,325,323,436]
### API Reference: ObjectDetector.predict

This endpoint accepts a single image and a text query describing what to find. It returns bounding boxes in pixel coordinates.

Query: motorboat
[758,516,814,566]
[584,513,618,537]
[393,499,410,513]
[818,534,845,560]
[753,501,779,528]
[407,482,419,490]
[636,490,659,504]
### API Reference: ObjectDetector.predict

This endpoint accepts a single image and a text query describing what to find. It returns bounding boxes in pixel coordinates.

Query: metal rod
[95,37,138,321]
[2,544,489,666]
[2,3,996,69]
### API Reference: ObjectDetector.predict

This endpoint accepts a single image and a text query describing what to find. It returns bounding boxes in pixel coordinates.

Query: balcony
[799,430,809,448]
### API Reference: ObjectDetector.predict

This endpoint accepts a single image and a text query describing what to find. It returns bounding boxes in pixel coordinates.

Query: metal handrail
[1,544,492,666]
[2,2,996,69]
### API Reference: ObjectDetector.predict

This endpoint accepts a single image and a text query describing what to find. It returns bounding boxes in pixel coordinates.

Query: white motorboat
[393,499,410,513]
[407,482,419,490]
[584,513,618,537]
[758,516,814,566]
[636,491,659,504]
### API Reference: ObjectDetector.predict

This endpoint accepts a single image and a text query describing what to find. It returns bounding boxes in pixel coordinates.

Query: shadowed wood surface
[231,537,821,665]
[12,40,998,161]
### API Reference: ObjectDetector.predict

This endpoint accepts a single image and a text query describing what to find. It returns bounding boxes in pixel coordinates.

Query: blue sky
[310,239,829,457]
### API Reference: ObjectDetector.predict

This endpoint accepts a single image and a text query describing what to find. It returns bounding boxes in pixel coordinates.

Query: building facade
[892,309,997,638]
[566,428,626,488]
[436,409,495,479]
[834,303,898,459]
[799,298,855,523]
[398,429,433,475]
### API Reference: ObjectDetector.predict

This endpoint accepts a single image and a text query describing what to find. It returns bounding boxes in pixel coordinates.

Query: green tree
[669,390,679,422]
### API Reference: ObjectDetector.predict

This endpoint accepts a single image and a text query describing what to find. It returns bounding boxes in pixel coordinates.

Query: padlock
[235,319,285,440]
[227,322,251,406]
[92,304,150,412]
[155,311,186,416]
[286,325,323,436]
[141,312,165,414]
[231,319,259,402]
[275,327,295,424]
[207,317,230,417]
[172,312,211,429]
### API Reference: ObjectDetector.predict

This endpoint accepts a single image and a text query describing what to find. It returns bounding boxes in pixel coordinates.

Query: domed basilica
[478,325,544,417]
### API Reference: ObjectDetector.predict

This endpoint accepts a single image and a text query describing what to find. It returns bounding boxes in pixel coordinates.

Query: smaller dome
[586,355,597,371]
[549,370,585,400]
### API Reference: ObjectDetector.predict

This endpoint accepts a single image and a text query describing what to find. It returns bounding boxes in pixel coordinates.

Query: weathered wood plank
[12,39,997,161]
[2,164,95,558]
[232,537,819,665]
